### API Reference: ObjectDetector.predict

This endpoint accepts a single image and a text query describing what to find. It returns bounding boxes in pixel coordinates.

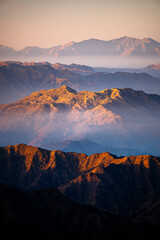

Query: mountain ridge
[1,61,160,104]
[1,143,160,215]
[0,86,160,156]
[46,138,151,157]
[2,85,160,110]
[1,36,160,59]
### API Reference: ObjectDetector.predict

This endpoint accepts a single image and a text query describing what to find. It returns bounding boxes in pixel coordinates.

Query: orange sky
[0,0,160,50]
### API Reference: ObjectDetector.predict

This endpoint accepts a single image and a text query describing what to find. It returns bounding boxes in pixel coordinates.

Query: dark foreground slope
[1,144,160,216]
[0,182,159,240]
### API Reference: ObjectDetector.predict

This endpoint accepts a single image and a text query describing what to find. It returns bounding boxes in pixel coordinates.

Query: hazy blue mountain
[94,64,160,78]
[51,37,160,57]
[0,61,160,104]
[46,138,151,157]
[0,45,18,58]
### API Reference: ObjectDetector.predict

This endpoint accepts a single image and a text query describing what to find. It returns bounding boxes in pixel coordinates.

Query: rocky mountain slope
[0,85,160,155]
[1,144,160,216]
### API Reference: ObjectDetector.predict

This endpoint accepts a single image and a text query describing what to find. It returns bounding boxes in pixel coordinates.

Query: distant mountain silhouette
[46,138,150,157]
[94,63,160,78]
[0,45,17,58]
[1,37,160,59]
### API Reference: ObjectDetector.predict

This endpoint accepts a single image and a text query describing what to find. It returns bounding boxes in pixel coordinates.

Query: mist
[0,107,160,157]
[53,56,160,69]
[0,55,159,68]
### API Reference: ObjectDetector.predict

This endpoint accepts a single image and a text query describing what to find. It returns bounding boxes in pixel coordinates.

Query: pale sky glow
[0,0,160,50]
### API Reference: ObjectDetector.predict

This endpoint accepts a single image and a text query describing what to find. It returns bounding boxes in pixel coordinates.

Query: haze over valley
[0,85,160,156]
[1,36,160,68]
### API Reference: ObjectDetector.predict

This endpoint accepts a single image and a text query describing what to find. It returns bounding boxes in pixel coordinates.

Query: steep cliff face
[1,144,160,215]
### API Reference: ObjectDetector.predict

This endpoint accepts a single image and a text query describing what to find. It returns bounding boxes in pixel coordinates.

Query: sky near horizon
[0,0,160,50]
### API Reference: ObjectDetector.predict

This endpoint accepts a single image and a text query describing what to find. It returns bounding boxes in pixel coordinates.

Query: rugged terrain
[0,61,160,103]
[1,144,160,216]
[0,85,160,155]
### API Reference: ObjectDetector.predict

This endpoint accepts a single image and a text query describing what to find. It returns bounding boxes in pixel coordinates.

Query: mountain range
[0,86,160,156]
[48,138,151,157]
[94,64,160,78]
[1,36,160,239]
[0,61,160,104]
[1,37,160,59]
[1,36,160,238]
[1,144,160,218]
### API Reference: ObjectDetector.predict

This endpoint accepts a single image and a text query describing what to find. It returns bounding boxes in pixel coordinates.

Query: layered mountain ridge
[0,143,160,216]
[1,61,160,104]
[48,138,150,156]
[1,36,160,239]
